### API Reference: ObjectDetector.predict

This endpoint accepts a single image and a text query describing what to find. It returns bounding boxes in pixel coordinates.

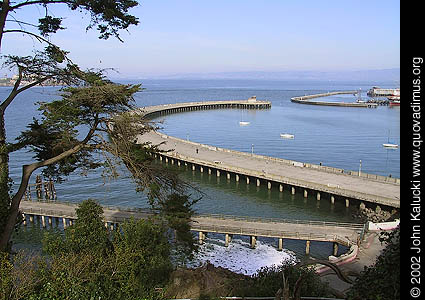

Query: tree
[0,0,198,258]
[232,261,332,299]
[42,199,110,256]
[0,0,141,250]
[1,200,174,299]
[153,193,199,261]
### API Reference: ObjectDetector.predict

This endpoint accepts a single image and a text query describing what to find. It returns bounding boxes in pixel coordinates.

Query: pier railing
[157,132,400,185]
[189,224,353,246]
[20,199,362,228]
[195,213,365,230]
[158,150,398,207]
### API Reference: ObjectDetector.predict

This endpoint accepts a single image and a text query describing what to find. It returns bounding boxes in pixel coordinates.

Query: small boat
[388,95,400,107]
[239,121,250,126]
[383,143,399,149]
[280,133,294,139]
[389,100,400,107]
[383,130,398,148]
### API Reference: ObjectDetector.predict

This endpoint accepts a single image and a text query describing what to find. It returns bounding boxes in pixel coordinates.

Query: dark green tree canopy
[16,77,141,181]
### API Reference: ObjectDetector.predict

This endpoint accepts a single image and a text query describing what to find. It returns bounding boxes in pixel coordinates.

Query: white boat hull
[280,133,294,139]
[383,143,398,148]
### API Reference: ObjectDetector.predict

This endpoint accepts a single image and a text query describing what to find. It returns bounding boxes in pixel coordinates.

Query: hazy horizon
[2,1,400,78]
[108,68,400,83]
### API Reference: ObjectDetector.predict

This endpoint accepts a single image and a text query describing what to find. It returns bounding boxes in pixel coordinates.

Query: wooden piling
[278,238,283,251]
[306,240,311,255]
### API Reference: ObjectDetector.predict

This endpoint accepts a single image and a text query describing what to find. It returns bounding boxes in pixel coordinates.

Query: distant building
[367,87,400,97]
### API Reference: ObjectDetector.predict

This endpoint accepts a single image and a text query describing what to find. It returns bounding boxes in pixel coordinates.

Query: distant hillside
[141,69,400,82]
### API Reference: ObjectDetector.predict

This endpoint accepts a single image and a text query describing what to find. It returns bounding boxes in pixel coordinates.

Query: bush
[3,200,173,300]
[232,261,332,298]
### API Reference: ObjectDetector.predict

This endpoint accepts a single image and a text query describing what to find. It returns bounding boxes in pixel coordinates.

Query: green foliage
[35,200,171,300]
[2,0,139,41]
[232,261,331,298]
[0,0,140,251]
[0,251,13,300]
[65,0,140,41]
[16,79,140,181]
[1,200,174,299]
[154,193,199,260]
[111,218,173,298]
[43,199,110,256]
[38,16,64,37]
[347,226,400,300]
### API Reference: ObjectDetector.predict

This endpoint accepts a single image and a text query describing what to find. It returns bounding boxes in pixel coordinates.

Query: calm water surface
[4,79,400,260]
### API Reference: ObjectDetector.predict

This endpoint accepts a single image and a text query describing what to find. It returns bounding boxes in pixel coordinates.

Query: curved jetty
[140,97,271,119]
[291,91,378,108]
[135,99,400,209]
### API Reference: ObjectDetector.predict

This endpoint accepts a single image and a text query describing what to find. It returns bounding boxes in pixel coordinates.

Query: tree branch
[10,0,68,11]
[0,116,99,251]
[4,29,59,47]
[0,66,23,111]
[0,68,53,112]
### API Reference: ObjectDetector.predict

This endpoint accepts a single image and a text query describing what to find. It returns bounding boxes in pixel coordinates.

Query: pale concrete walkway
[137,131,400,207]
[319,231,385,295]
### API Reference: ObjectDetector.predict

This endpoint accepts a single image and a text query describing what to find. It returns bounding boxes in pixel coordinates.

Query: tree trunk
[0,164,32,251]
[0,0,10,50]
[0,142,86,251]
[0,110,11,250]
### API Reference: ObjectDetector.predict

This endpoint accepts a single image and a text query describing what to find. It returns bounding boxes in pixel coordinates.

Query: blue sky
[2,0,400,78]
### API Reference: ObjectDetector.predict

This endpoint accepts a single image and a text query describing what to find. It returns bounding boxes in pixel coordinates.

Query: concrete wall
[368,219,400,231]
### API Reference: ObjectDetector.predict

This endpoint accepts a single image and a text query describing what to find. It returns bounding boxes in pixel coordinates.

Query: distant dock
[140,97,271,119]
[291,91,378,108]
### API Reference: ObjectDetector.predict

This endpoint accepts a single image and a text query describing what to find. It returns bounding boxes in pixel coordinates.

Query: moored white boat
[280,133,294,139]
[383,143,398,149]
[239,121,250,126]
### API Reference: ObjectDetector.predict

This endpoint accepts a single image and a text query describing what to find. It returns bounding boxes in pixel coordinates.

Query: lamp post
[359,160,362,177]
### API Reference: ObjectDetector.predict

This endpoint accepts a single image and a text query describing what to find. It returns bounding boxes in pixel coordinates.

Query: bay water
[2,79,400,273]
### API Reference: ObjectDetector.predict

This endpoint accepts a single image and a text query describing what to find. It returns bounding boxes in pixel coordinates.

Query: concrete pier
[20,200,364,252]
[140,99,272,120]
[138,127,399,208]
[290,91,378,108]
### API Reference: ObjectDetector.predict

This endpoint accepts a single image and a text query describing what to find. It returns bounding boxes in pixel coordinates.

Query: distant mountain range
[132,68,400,82]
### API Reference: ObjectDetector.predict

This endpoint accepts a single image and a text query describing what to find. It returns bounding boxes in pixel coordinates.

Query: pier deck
[135,100,399,208]
[19,200,363,250]
[290,91,378,108]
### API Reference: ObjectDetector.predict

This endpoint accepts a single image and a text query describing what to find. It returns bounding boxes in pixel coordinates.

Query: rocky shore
[352,203,398,223]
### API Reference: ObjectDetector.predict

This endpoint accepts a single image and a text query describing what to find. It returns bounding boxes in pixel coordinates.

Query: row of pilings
[143,100,271,119]
[21,213,119,231]
[154,152,361,209]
